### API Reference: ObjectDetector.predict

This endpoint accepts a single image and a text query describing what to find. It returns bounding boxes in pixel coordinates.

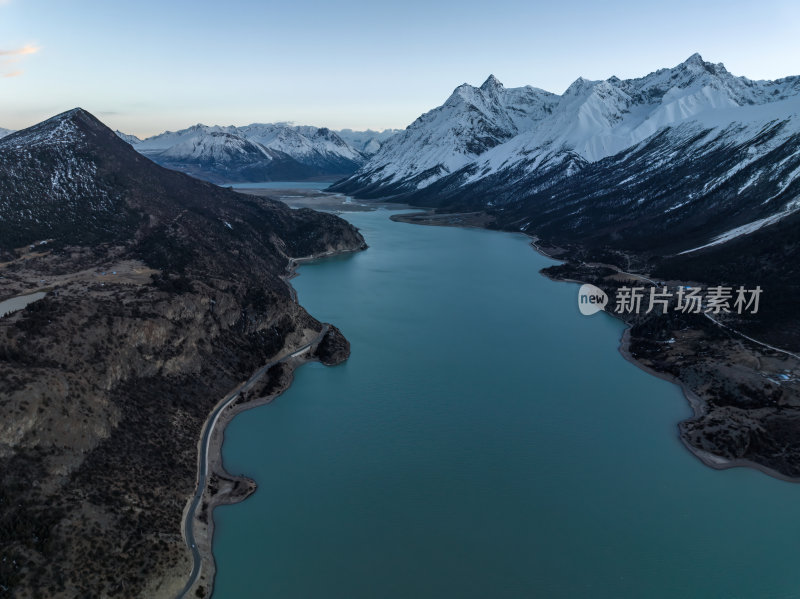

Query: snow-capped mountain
[333,54,800,254]
[333,75,558,196]
[464,54,800,181]
[0,127,14,139]
[336,128,402,155]
[117,123,369,183]
[236,123,363,169]
[0,109,144,248]
[114,130,141,145]
[0,107,365,255]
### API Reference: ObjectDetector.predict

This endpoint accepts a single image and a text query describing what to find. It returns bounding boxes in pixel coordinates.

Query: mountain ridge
[332,54,800,260]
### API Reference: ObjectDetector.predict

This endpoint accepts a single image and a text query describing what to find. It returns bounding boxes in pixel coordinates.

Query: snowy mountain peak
[331,76,560,194]
[59,107,88,119]
[564,76,600,97]
[333,56,800,203]
[480,74,504,92]
[673,52,729,79]
[0,107,103,150]
[684,52,705,66]
[115,130,142,145]
[446,82,480,106]
[336,128,402,155]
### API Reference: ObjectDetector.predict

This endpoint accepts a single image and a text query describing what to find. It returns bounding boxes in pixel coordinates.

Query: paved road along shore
[175,325,330,599]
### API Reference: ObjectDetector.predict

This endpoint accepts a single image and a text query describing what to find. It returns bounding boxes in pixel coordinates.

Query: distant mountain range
[0,127,14,138]
[333,54,800,256]
[115,123,400,184]
[336,128,403,155]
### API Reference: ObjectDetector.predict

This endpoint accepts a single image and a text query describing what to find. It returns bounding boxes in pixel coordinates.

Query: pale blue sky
[1,0,798,137]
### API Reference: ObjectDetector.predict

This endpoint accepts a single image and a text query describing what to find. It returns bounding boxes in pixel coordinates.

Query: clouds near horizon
[1,0,799,135]
[0,43,39,78]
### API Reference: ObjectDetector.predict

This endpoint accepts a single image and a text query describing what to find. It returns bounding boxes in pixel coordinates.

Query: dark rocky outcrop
[313,325,351,366]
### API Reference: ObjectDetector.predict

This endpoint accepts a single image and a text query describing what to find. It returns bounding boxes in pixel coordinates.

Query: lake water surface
[0,291,46,318]
[230,181,332,190]
[213,209,800,599]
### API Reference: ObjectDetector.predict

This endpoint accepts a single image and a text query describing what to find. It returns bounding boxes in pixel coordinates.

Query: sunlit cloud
[0,44,39,78]
[0,44,40,56]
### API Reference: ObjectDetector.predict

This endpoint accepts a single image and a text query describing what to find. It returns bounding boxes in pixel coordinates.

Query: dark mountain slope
[653,210,800,351]
[0,109,365,598]
[388,120,800,256]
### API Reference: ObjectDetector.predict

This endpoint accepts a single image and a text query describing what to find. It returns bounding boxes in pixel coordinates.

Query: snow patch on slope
[680,196,800,254]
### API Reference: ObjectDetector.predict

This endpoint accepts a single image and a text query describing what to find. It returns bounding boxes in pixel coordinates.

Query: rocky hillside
[0,109,365,598]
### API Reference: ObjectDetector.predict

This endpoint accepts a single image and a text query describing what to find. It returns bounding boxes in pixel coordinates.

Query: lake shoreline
[181,246,363,598]
[615,327,800,484]
[208,207,800,599]
[528,239,800,484]
[391,208,800,483]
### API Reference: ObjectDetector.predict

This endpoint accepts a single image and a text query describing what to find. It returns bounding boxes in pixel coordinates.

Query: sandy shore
[237,186,373,211]
[390,210,495,228]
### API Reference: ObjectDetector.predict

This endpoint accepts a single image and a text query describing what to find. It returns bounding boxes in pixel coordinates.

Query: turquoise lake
[213,209,800,599]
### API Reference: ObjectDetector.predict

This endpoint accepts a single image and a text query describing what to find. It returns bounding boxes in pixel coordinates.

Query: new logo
[578,284,608,316]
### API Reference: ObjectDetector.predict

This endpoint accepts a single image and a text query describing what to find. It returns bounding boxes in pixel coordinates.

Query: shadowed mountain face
[332,56,800,254]
[417,120,800,253]
[0,109,365,597]
[334,54,800,217]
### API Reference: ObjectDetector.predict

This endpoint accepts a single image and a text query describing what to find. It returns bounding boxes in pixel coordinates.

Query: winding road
[175,325,329,599]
